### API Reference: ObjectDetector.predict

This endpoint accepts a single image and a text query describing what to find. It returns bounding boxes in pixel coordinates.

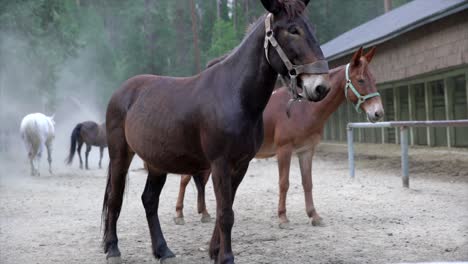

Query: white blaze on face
[300,74,330,101]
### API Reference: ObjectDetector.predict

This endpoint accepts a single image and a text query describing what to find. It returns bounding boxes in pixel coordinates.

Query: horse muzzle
[363,99,385,123]
[299,74,330,102]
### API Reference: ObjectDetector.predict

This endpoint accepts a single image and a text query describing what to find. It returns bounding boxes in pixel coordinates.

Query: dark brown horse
[102,1,330,263]
[66,121,107,169]
[175,47,384,229]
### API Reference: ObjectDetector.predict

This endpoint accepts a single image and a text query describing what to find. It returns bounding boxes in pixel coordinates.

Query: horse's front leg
[276,145,293,229]
[194,170,212,223]
[85,144,91,170]
[209,160,248,264]
[298,149,322,226]
[174,175,191,225]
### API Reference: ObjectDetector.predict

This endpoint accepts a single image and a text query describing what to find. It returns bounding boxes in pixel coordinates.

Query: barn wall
[323,9,468,148]
[329,9,468,83]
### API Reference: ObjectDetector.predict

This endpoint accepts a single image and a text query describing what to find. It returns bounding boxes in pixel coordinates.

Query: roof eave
[325,2,468,62]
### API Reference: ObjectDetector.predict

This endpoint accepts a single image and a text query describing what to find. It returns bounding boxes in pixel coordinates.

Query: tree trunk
[190,0,201,73]
[244,0,249,19]
[144,0,157,73]
[233,0,237,34]
[384,0,392,12]
[217,0,221,20]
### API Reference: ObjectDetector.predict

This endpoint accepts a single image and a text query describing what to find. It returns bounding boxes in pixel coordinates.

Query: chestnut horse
[102,1,330,263]
[66,121,107,169]
[174,47,384,229]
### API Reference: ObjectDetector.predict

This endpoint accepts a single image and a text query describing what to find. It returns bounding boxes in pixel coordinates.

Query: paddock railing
[346,119,468,188]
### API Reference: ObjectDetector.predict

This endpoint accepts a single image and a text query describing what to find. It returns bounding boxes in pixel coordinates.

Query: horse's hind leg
[174,175,191,225]
[77,140,84,169]
[142,168,175,261]
[85,144,91,170]
[46,142,53,174]
[194,170,212,223]
[103,132,134,262]
[29,155,35,176]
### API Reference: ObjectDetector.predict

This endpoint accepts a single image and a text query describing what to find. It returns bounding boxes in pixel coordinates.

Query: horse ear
[261,0,282,14]
[364,46,377,63]
[301,0,311,6]
[351,47,363,66]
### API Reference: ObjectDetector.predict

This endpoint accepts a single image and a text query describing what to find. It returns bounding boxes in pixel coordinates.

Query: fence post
[347,126,355,178]
[400,126,409,188]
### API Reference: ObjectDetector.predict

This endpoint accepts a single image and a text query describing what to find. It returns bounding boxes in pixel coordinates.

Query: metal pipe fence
[346,119,468,188]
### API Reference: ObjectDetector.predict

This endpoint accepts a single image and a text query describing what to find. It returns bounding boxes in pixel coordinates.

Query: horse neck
[306,65,347,125]
[215,16,278,117]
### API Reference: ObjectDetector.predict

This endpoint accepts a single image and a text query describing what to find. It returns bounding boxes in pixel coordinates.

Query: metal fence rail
[346,119,468,188]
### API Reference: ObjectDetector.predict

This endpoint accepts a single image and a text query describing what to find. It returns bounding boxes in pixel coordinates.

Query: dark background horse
[101,0,330,263]
[66,121,107,169]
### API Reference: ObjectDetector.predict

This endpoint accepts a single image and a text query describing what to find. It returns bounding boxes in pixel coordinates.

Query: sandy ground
[1,142,467,264]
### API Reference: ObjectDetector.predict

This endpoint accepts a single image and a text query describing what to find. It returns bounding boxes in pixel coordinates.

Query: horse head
[345,47,384,123]
[261,0,330,102]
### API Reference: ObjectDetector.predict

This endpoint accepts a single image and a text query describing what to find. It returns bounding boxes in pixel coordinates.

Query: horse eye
[288,26,299,35]
[358,79,365,84]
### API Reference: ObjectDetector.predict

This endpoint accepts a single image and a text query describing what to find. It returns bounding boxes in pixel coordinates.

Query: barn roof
[322,0,468,61]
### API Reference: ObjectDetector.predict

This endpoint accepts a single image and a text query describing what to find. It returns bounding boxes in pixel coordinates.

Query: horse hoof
[200,214,212,223]
[278,222,292,230]
[106,256,122,264]
[160,256,179,264]
[173,217,185,225]
[310,217,325,227]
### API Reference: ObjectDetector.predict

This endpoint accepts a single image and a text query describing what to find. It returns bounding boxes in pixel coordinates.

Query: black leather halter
[264,13,329,114]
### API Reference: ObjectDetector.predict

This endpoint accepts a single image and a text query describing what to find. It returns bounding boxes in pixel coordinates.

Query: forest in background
[0,0,411,116]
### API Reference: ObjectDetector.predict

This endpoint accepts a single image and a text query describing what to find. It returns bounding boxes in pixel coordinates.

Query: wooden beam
[393,87,400,144]
[466,70,468,116]
[424,82,434,146]
[408,85,416,145]
[444,77,455,148]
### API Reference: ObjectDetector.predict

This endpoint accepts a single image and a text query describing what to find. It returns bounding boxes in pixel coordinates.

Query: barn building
[321,0,468,148]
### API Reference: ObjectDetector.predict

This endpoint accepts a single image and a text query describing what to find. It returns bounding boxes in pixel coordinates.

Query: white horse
[20,113,55,176]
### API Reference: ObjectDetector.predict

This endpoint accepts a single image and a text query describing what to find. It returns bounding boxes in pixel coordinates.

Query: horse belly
[124,110,209,174]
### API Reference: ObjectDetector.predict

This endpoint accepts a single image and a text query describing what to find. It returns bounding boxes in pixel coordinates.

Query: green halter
[345,63,380,113]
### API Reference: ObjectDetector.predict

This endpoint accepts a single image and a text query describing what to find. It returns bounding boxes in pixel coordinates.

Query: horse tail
[101,165,112,247]
[66,123,82,164]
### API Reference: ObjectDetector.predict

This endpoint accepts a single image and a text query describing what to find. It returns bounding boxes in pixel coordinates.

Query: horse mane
[206,0,306,69]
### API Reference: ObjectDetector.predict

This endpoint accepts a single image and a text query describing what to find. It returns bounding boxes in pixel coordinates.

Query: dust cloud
[0,33,111,180]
